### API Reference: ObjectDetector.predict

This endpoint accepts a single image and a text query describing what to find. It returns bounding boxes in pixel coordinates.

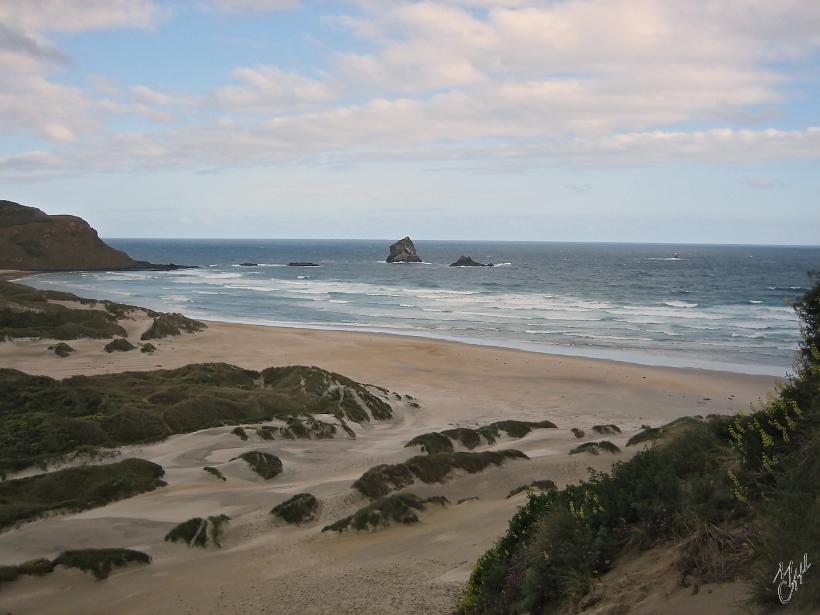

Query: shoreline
[7,270,792,378]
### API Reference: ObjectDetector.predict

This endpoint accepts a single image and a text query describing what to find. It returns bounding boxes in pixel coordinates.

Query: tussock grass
[0,362,392,474]
[271,493,319,524]
[406,420,557,455]
[165,515,230,548]
[506,480,557,499]
[354,450,529,499]
[0,458,165,530]
[141,313,206,340]
[104,338,135,353]
[569,440,620,455]
[53,549,151,579]
[232,451,282,480]
[322,493,448,533]
[203,466,226,481]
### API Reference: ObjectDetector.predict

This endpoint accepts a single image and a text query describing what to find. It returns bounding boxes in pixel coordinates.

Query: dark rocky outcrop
[239,262,258,267]
[450,255,493,267]
[386,236,422,263]
[0,200,189,271]
[288,262,319,267]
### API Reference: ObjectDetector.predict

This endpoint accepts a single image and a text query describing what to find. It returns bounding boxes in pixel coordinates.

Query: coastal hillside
[0,200,138,271]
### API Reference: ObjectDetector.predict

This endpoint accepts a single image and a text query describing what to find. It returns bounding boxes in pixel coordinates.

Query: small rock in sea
[386,237,422,263]
[287,262,319,267]
[239,262,258,267]
[449,255,493,267]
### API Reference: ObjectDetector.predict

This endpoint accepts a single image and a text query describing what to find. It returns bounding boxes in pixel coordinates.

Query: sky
[0,0,819,244]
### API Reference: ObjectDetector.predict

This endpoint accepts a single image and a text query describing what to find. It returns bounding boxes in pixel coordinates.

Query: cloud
[2,0,820,180]
[207,0,300,12]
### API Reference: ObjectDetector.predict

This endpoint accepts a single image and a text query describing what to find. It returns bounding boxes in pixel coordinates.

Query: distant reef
[288,262,319,267]
[450,255,493,267]
[386,236,422,263]
[0,200,189,272]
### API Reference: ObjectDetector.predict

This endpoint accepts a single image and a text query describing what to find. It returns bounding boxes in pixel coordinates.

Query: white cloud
[2,0,820,180]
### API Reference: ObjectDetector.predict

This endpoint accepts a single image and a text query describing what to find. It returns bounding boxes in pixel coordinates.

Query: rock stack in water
[450,255,493,267]
[386,237,422,263]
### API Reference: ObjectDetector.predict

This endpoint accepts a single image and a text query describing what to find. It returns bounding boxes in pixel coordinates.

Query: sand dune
[0,319,777,614]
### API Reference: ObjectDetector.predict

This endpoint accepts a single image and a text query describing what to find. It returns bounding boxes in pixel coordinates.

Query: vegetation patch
[353,450,529,499]
[569,440,621,455]
[591,424,621,435]
[141,312,206,340]
[571,428,584,439]
[140,343,157,353]
[271,493,319,524]
[322,493,448,533]
[231,426,248,441]
[104,338,136,353]
[256,416,338,441]
[203,466,226,481]
[53,548,151,579]
[48,342,75,357]
[0,281,140,341]
[506,480,557,499]
[0,458,165,530]
[165,515,230,548]
[626,416,703,447]
[456,277,820,614]
[407,420,557,454]
[232,451,283,480]
[0,558,54,588]
[0,362,392,474]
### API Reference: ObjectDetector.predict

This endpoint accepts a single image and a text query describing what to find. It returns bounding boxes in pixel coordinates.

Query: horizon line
[103,237,820,249]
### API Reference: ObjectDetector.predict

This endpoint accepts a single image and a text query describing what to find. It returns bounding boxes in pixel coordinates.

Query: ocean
[20,240,820,375]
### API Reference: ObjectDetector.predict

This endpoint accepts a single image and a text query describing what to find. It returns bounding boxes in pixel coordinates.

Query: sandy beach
[0,302,780,615]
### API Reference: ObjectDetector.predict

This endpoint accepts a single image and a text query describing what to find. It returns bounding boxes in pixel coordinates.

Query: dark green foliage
[232,426,248,440]
[140,343,157,353]
[48,342,75,357]
[165,515,230,548]
[0,458,165,530]
[0,362,391,474]
[408,420,557,456]
[271,493,319,524]
[53,549,150,579]
[140,312,206,340]
[203,466,226,481]
[104,338,135,353]
[353,450,529,499]
[0,558,54,588]
[322,493,448,533]
[571,428,584,438]
[506,480,557,499]
[591,424,621,435]
[405,432,454,454]
[233,451,283,479]
[626,416,703,447]
[494,420,557,439]
[569,440,620,455]
[256,416,338,441]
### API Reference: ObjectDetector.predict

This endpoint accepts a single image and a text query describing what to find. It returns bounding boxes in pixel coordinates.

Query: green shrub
[353,450,528,499]
[405,432,454,454]
[53,548,150,580]
[231,426,248,441]
[104,338,135,353]
[591,424,621,435]
[165,515,230,548]
[48,342,75,357]
[0,458,165,530]
[569,440,620,455]
[141,313,206,340]
[571,428,584,438]
[203,466,226,481]
[271,493,319,524]
[506,480,556,499]
[232,451,283,480]
[322,493,448,533]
